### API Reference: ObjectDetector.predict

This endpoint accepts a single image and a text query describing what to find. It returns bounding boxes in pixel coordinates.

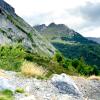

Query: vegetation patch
[0,89,14,100]
[15,88,24,93]
[0,44,99,78]
[53,43,100,69]
[0,44,24,71]
[21,61,47,77]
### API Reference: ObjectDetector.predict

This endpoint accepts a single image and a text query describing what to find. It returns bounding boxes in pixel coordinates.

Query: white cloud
[81,27,100,37]
[4,0,100,37]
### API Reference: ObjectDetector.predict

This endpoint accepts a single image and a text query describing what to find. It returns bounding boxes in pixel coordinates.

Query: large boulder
[51,73,82,96]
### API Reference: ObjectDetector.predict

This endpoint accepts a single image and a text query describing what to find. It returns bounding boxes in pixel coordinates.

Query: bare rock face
[0,0,55,57]
[51,73,82,96]
[34,24,47,32]
[0,0,15,15]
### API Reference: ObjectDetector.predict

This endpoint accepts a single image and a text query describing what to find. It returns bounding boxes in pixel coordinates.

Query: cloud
[81,27,100,37]
[4,0,100,37]
[79,2,100,21]
[22,12,54,25]
[69,2,100,29]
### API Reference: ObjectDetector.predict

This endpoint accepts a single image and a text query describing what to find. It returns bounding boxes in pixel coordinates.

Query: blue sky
[5,0,100,37]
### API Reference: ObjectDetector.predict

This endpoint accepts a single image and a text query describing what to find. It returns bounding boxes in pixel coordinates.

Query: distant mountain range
[87,37,100,44]
[34,23,100,69]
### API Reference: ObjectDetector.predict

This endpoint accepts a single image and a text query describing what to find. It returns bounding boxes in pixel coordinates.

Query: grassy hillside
[0,44,99,77]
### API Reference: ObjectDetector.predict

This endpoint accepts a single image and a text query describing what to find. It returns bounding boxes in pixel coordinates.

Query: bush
[51,52,100,76]
[24,52,50,67]
[0,45,24,71]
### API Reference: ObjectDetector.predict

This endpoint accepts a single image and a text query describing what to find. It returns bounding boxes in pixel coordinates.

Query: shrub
[24,52,50,67]
[0,45,24,71]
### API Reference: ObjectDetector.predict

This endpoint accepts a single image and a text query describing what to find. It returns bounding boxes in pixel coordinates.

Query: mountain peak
[48,23,56,27]
[34,23,78,36]
[0,0,15,15]
[34,24,47,31]
[48,23,67,28]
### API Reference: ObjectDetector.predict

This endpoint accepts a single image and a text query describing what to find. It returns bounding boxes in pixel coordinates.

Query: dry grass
[71,76,86,81]
[88,75,100,80]
[21,61,47,77]
[0,69,5,76]
[71,75,100,81]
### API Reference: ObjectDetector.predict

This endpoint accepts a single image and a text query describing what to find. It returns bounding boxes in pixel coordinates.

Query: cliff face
[0,0,15,15]
[0,0,55,57]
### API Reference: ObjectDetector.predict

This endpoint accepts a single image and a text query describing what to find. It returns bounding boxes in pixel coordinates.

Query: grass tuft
[21,61,47,77]
[88,75,100,80]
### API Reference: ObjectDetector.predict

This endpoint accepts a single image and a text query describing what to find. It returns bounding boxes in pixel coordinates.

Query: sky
[5,0,100,37]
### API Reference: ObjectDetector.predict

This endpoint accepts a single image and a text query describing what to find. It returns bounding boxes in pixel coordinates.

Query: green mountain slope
[0,0,55,57]
[34,23,100,69]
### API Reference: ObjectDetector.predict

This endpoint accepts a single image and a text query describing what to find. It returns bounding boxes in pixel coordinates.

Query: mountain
[34,23,96,44]
[34,23,100,69]
[87,37,100,44]
[0,0,55,57]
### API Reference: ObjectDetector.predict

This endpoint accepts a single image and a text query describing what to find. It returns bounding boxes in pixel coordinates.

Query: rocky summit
[0,0,55,57]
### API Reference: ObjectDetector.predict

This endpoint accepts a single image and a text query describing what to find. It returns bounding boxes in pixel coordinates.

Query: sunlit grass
[88,75,100,80]
[21,61,47,77]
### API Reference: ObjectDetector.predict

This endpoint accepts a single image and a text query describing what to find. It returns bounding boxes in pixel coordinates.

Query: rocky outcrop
[0,0,55,57]
[34,24,47,32]
[51,73,81,96]
[0,0,15,15]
